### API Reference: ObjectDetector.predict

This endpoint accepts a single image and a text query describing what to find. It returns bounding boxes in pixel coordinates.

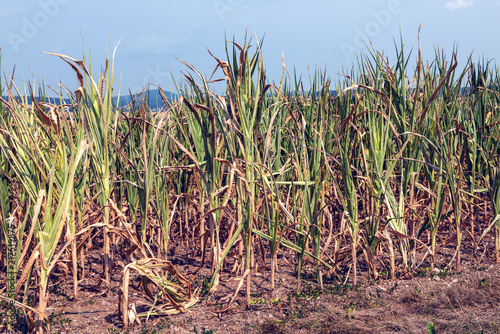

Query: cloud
[445,0,474,10]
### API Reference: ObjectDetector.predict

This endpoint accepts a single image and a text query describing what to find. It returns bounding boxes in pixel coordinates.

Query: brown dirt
[5,237,500,334]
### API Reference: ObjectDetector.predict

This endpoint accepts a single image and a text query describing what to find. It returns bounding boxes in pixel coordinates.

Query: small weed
[437,268,451,277]
[415,266,431,278]
[472,266,487,272]
[138,318,171,333]
[249,297,266,305]
[195,276,211,297]
[389,282,399,293]
[288,282,358,302]
[193,325,214,334]
[379,270,388,279]
[48,311,72,331]
[269,298,281,306]
[367,291,382,307]
[427,321,436,334]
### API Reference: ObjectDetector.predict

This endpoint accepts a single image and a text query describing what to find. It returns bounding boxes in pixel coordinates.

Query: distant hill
[0,95,72,106]
[117,89,177,110]
[2,87,474,111]
[1,89,177,111]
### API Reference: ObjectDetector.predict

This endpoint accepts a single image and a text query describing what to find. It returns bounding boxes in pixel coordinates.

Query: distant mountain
[117,89,177,110]
[1,89,178,111]
[0,95,72,106]
[2,87,475,112]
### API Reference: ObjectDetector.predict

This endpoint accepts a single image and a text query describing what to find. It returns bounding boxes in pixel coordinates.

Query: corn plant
[2,34,500,331]
[46,43,121,289]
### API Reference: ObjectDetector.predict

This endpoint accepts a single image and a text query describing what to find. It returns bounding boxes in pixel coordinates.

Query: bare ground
[5,237,500,334]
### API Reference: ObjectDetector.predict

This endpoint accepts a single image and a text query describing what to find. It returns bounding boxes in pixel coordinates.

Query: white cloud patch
[445,0,474,10]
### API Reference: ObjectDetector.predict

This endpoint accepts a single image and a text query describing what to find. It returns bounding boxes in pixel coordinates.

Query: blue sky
[0,0,499,95]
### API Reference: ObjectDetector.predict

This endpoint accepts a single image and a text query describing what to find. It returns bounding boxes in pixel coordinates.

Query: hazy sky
[0,0,499,95]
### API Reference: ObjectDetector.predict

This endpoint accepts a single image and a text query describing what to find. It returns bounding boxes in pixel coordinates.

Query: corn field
[1,36,500,332]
